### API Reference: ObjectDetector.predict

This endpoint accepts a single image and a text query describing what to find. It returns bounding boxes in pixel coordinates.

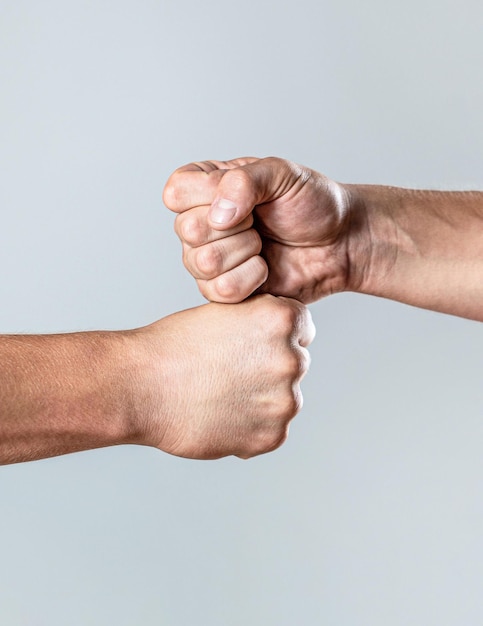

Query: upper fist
[163,157,354,304]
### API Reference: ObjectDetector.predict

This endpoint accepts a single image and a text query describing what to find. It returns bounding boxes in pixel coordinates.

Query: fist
[163,157,352,304]
[137,295,315,460]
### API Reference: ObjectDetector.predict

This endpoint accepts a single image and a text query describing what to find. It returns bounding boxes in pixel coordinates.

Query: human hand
[134,294,314,460]
[163,157,360,304]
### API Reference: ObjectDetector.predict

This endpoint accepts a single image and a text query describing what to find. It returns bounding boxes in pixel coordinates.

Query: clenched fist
[0,294,314,464]
[163,157,359,304]
[136,294,315,459]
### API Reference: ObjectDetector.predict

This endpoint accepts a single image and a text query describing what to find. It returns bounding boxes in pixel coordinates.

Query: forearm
[0,330,143,464]
[348,185,483,321]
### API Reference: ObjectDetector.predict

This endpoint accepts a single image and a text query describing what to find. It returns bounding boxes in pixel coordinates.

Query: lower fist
[135,294,315,460]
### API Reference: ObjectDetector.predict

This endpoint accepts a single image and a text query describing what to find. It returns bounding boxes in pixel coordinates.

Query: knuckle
[263,155,287,170]
[281,389,303,420]
[273,303,298,333]
[196,243,224,278]
[213,273,238,301]
[274,426,290,449]
[223,168,252,195]
[300,347,311,374]
[273,300,311,342]
[177,213,206,246]
[236,452,253,460]
[266,156,310,182]
[284,351,307,379]
[250,426,288,457]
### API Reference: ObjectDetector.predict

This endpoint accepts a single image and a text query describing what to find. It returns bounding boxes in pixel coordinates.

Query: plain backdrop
[1,1,482,624]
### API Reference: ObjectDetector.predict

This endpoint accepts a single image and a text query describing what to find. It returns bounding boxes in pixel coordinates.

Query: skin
[5,155,480,464]
[163,156,483,321]
[0,295,314,464]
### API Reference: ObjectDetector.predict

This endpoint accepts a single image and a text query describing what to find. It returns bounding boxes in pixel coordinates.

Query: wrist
[105,329,152,447]
[121,320,176,451]
[342,184,483,320]
[343,183,399,297]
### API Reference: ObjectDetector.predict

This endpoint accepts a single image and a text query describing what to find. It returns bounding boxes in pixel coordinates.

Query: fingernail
[210,198,237,224]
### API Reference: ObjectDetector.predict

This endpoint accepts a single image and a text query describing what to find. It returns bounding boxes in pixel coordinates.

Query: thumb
[208,158,293,230]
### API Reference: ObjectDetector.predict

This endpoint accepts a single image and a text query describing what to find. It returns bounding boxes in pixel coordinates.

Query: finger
[277,297,316,347]
[183,229,262,280]
[163,167,224,213]
[163,158,259,213]
[174,205,254,247]
[208,157,301,230]
[171,158,259,176]
[197,256,268,303]
[295,346,312,380]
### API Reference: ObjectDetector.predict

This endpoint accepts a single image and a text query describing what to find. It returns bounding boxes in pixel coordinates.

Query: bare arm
[348,185,483,320]
[164,157,483,321]
[0,330,138,464]
[0,295,314,464]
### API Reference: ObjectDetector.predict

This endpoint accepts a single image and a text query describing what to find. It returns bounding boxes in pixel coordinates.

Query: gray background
[1,0,482,624]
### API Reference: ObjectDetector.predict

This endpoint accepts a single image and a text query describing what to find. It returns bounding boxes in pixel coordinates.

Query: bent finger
[175,205,254,247]
[197,256,268,303]
[183,229,262,280]
[208,157,303,230]
[163,158,259,213]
